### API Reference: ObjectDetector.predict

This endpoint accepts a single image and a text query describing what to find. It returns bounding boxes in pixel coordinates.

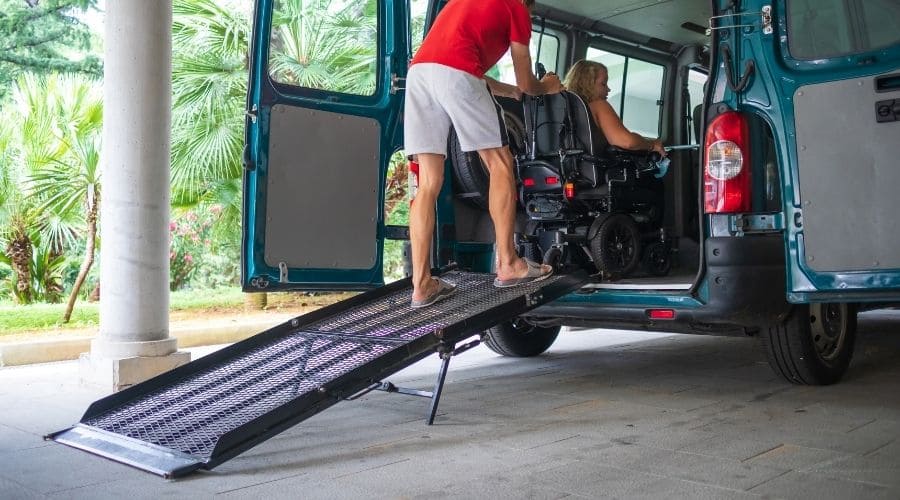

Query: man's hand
[540,72,564,94]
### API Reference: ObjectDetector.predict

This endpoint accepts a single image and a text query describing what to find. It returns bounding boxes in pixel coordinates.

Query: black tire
[641,241,671,277]
[761,303,857,385]
[450,112,526,210]
[589,214,641,279]
[484,319,561,357]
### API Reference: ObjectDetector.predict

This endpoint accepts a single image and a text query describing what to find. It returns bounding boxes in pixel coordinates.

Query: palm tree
[0,74,102,313]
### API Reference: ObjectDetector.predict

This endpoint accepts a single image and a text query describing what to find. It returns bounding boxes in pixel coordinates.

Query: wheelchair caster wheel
[641,241,671,277]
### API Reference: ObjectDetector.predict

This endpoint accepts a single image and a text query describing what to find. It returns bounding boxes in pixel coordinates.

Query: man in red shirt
[406,0,565,308]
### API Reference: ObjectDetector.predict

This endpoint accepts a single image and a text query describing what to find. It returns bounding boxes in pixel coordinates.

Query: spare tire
[450,111,526,210]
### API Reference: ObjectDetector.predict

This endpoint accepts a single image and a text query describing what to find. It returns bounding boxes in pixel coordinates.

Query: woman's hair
[523,0,536,7]
[563,60,607,102]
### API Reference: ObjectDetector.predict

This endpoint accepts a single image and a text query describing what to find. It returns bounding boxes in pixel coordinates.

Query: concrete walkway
[1,311,899,499]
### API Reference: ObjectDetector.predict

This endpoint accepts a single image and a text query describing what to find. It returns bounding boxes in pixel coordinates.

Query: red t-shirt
[411,0,532,78]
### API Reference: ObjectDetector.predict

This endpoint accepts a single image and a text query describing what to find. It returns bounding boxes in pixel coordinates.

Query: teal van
[241,0,900,385]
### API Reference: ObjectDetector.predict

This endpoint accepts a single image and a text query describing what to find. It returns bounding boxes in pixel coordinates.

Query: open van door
[242,0,409,292]
[750,1,900,303]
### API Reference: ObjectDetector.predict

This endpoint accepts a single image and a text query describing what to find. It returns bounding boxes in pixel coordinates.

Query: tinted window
[788,0,900,59]
[586,48,665,138]
[269,0,378,96]
[488,31,561,82]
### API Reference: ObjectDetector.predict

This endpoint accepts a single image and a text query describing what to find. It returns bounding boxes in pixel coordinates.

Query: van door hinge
[278,262,288,283]
[390,74,406,94]
[246,104,258,123]
[708,5,772,35]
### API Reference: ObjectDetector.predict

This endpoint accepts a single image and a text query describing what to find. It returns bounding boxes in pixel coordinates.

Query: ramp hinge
[708,5,772,35]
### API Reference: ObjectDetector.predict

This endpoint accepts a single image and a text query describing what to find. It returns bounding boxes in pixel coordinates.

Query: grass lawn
[0,288,348,339]
[0,288,247,337]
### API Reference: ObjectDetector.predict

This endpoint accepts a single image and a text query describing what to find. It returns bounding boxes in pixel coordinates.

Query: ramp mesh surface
[84,271,564,460]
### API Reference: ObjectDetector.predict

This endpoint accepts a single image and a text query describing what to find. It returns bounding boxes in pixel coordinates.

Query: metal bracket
[245,104,258,123]
[390,73,406,94]
[729,212,784,235]
[708,5,772,34]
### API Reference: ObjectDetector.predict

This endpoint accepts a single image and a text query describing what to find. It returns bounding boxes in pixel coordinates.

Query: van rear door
[754,0,900,302]
[242,0,409,292]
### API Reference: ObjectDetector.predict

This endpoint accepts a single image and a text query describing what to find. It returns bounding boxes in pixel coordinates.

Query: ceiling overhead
[535,0,712,49]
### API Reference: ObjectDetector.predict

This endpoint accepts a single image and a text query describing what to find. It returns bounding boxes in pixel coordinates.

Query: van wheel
[450,112,526,210]
[761,303,857,385]
[589,214,641,280]
[484,319,561,357]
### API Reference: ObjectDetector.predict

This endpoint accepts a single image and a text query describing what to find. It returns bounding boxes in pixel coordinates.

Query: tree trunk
[244,292,267,310]
[5,225,33,304]
[63,200,97,323]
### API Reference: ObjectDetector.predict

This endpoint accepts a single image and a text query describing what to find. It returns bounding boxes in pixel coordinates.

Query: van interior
[448,0,717,292]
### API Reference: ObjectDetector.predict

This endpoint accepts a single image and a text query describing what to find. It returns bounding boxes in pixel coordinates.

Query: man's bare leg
[477,146,552,281]
[410,153,445,302]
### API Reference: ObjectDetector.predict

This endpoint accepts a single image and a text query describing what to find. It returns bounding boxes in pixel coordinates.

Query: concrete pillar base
[79,350,191,392]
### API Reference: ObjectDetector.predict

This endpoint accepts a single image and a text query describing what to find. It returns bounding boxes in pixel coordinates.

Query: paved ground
[1,311,898,499]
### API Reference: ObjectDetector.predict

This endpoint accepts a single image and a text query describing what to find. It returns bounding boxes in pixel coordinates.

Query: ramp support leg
[353,337,482,425]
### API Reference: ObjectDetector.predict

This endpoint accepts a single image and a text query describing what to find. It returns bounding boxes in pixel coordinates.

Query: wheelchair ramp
[48,270,587,478]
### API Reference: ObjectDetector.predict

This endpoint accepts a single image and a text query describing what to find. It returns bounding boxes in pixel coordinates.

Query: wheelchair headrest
[522,91,609,157]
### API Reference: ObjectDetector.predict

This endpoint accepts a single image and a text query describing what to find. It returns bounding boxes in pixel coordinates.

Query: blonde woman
[563,60,667,156]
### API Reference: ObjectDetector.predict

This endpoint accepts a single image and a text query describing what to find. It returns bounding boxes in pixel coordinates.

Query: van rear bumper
[528,235,791,333]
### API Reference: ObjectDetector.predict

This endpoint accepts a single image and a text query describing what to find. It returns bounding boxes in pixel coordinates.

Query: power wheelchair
[514,91,672,279]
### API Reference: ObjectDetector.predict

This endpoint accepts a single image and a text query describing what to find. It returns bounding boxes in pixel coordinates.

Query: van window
[268,0,378,96]
[586,48,665,138]
[487,31,561,83]
[788,0,900,59]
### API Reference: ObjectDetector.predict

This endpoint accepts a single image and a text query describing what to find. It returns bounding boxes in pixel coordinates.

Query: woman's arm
[590,100,666,156]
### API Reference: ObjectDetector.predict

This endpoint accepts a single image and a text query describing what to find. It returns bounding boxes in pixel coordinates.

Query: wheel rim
[809,303,848,362]
[605,223,636,270]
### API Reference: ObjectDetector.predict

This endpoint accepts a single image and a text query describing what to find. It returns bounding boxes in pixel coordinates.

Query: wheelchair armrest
[604,146,662,163]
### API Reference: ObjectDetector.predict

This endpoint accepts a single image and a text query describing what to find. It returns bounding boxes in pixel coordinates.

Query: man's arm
[510,41,564,95]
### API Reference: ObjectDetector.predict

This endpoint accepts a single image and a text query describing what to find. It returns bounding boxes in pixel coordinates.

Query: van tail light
[704,111,751,213]
[523,178,536,187]
[564,182,575,200]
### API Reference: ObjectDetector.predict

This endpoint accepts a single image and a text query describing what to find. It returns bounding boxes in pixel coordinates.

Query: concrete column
[81,0,189,391]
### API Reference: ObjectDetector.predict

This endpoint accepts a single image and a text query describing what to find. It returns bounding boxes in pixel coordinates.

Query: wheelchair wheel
[589,214,641,280]
[450,112,526,210]
[641,241,671,277]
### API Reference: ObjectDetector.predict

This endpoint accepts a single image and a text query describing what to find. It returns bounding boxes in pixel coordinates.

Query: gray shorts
[403,63,508,157]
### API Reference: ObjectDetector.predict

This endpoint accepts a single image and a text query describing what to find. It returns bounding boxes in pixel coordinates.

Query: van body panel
[707,0,900,303]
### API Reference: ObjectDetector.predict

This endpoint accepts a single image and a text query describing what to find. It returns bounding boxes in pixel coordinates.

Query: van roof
[535,0,711,52]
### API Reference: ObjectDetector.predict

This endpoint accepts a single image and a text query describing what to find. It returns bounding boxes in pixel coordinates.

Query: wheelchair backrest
[522,91,609,158]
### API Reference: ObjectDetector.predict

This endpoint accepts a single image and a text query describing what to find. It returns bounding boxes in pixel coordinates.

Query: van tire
[484,320,561,357]
[761,303,857,385]
[450,112,526,210]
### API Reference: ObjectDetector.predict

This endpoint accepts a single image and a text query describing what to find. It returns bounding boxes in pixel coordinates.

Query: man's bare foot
[410,277,456,308]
